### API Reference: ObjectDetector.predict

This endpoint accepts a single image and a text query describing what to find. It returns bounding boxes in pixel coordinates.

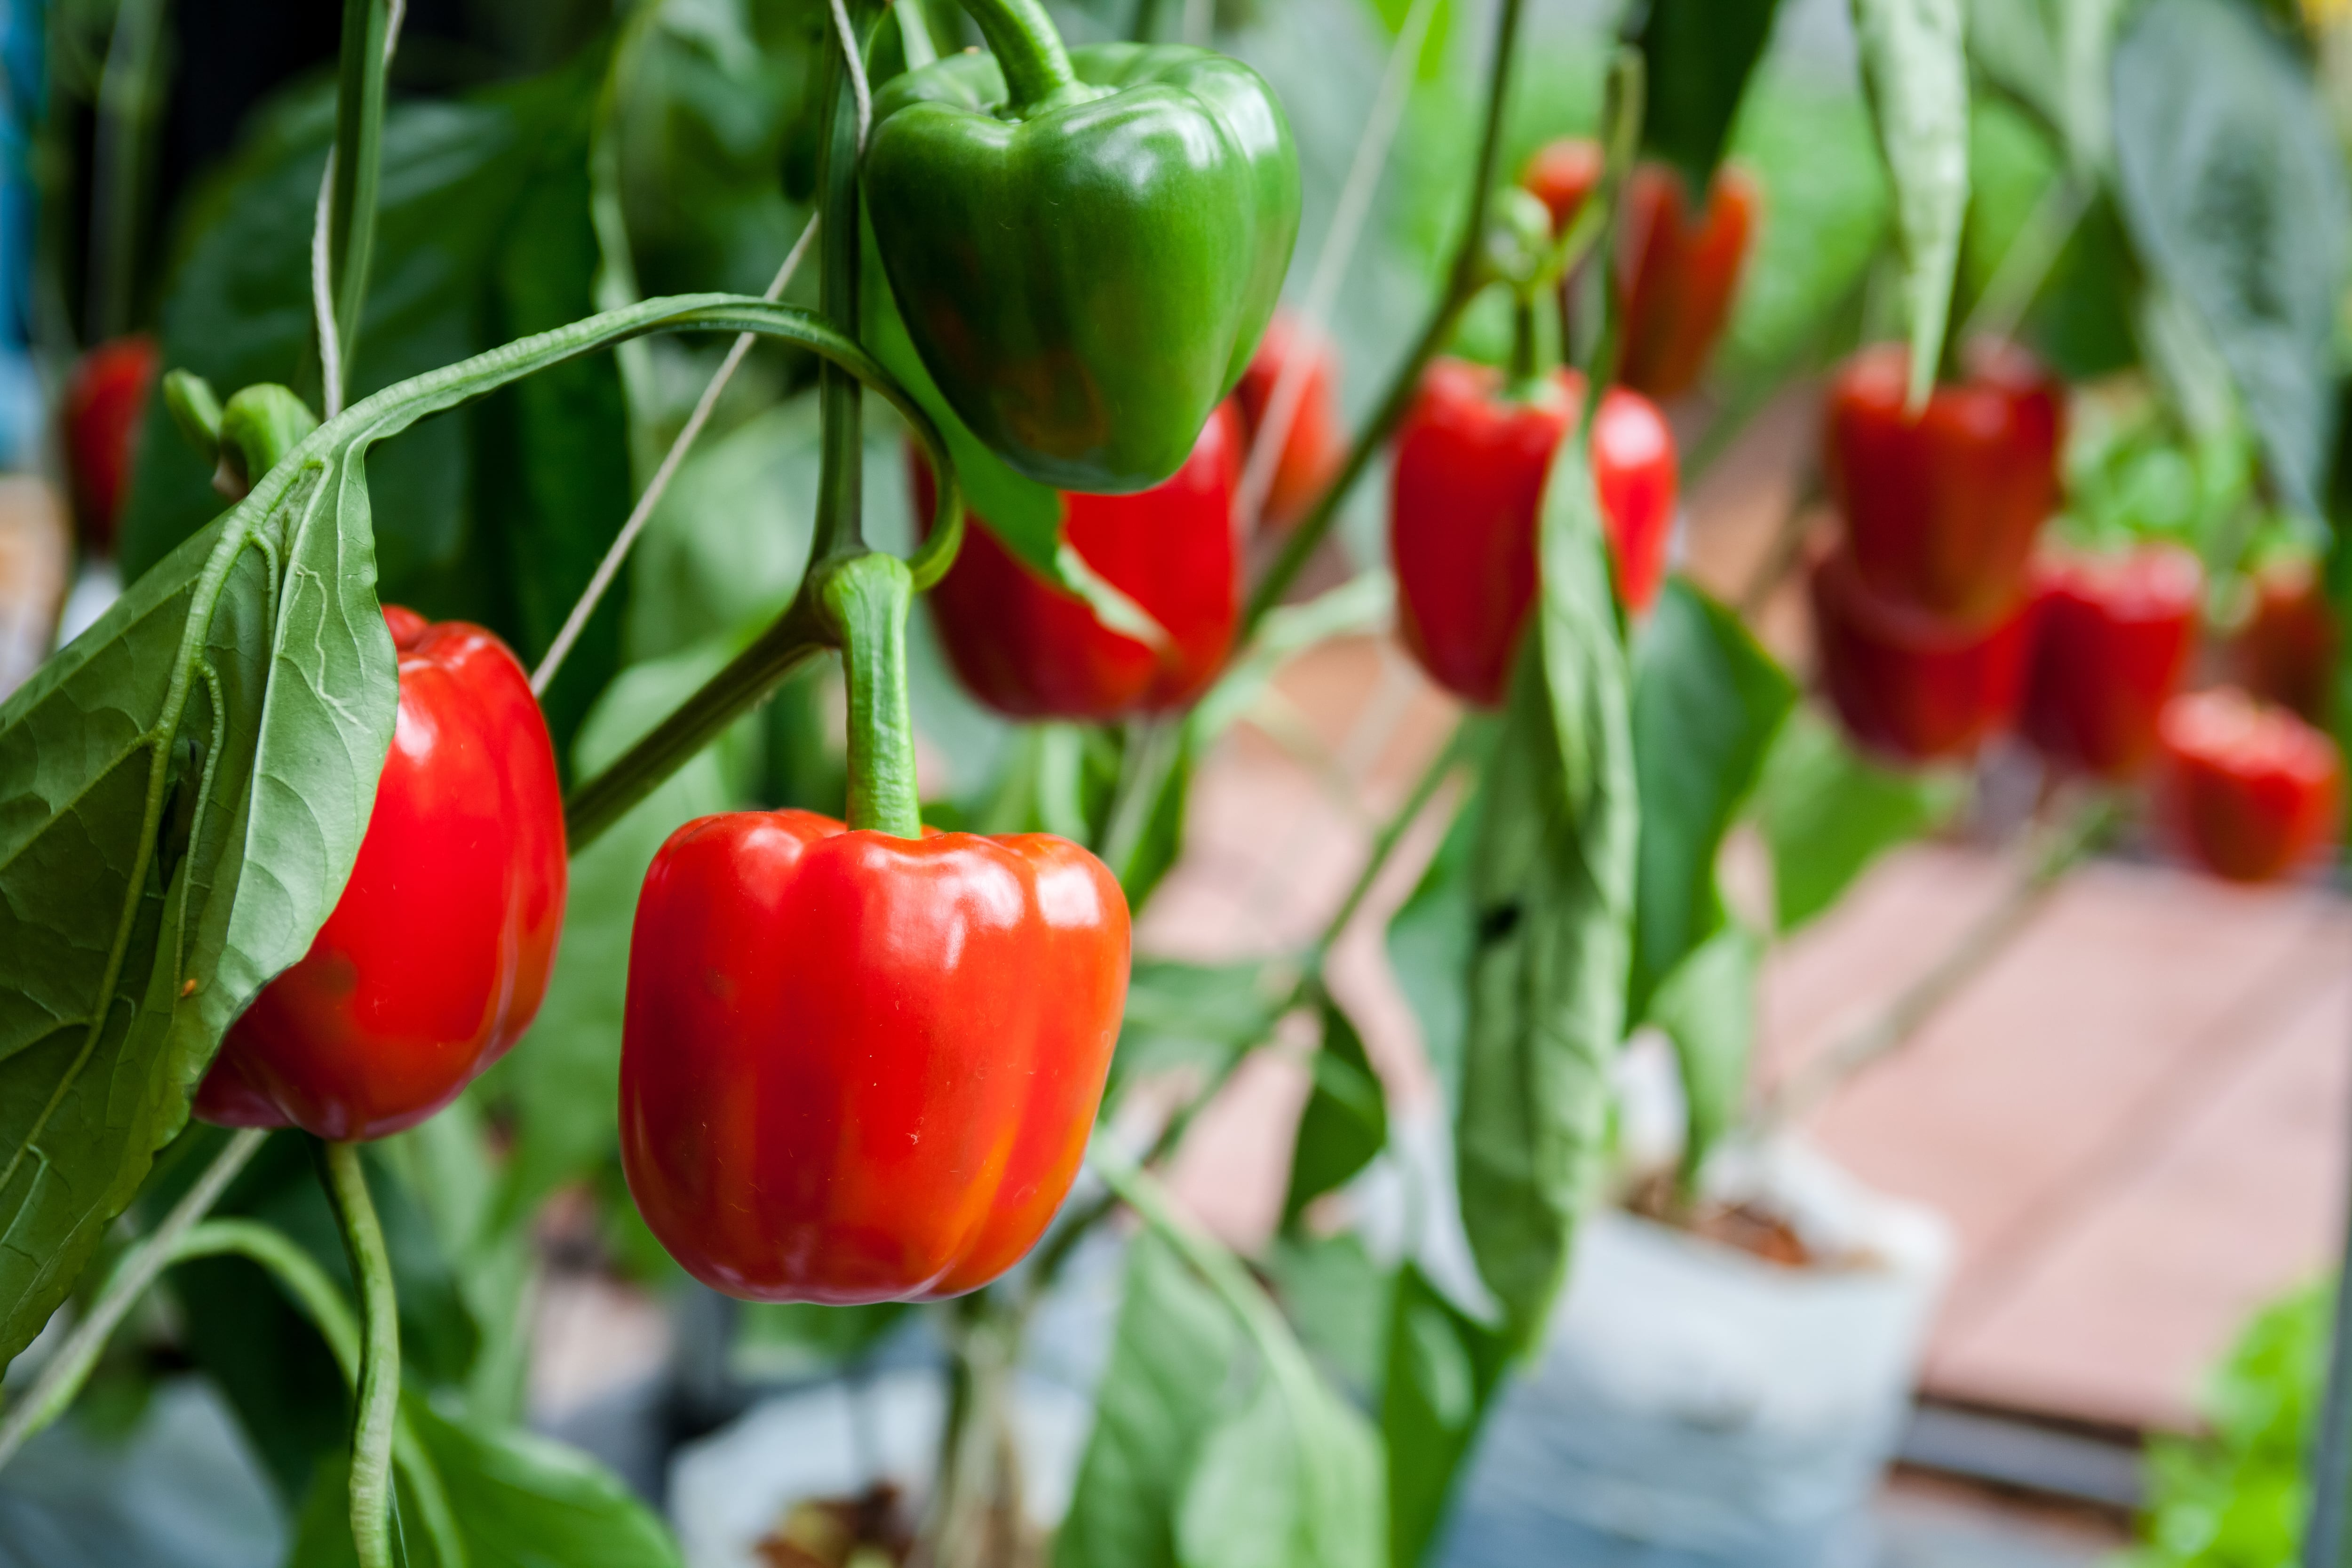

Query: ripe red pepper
[2231,556,2336,724]
[2157,686,2341,883]
[1520,140,1760,402]
[2019,545,2201,780]
[915,403,1240,720]
[1810,547,2029,764]
[619,808,1130,1303]
[1390,358,1677,707]
[194,606,567,1141]
[63,335,159,556]
[1233,311,1343,530]
[1824,341,2063,625]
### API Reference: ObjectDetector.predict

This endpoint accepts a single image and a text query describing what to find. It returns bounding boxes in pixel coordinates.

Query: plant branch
[0,1128,267,1472]
[1759,794,2116,1131]
[319,1141,399,1568]
[1238,0,1528,639]
[320,0,399,412]
[1303,718,1462,971]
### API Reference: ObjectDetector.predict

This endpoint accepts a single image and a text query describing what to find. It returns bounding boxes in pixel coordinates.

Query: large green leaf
[0,291,955,1373]
[1455,437,1638,1353]
[1647,917,1762,1185]
[1280,998,1389,1225]
[1378,1264,1511,1568]
[121,55,631,753]
[1850,0,1971,405]
[1106,959,1287,1111]
[1386,797,1478,1118]
[1626,577,1793,1022]
[1056,1232,1242,1568]
[2113,0,2350,517]
[1634,0,1784,191]
[1754,705,1964,933]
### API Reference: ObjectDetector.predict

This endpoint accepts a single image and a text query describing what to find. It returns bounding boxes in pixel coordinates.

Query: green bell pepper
[863,0,1300,495]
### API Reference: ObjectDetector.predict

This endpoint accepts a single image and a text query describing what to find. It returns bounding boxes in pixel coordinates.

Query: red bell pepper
[619,809,1129,1303]
[195,606,567,1141]
[2020,545,2201,780]
[1824,340,2063,625]
[63,335,159,557]
[1390,357,1677,707]
[914,403,1240,721]
[1520,140,1760,402]
[2231,555,2336,724]
[1233,311,1343,530]
[2157,686,2341,883]
[1810,547,2029,764]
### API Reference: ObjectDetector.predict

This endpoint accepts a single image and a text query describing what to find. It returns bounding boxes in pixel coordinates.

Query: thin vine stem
[319,0,399,413]
[1239,0,1527,639]
[319,1141,400,1568]
[530,215,822,697]
[0,1128,268,1471]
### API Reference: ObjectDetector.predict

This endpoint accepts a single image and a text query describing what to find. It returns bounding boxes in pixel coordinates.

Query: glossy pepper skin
[1810,548,2029,764]
[1233,311,1343,529]
[2020,545,2202,780]
[1825,341,2063,625]
[1390,358,1677,707]
[2232,556,2337,724]
[1520,141,1760,402]
[2158,687,2342,883]
[63,335,159,556]
[194,606,566,1141]
[915,403,1240,720]
[619,810,1131,1304]
[864,40,1299,494]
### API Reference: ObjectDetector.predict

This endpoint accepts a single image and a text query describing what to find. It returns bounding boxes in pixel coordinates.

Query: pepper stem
[822,554,924,839]
[318,1140,400,1568]
[954,0,1081,111]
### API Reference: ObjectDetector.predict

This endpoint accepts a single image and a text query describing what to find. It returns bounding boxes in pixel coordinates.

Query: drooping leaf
[1263,1234,1391,1396]
[1455,437,1638,1352]
[1056,1231,1243,1568]
[1106,959,1287,1111]
[1384,769,1481,1118]
[1646,917,1762,1185]
[1849,0,1971,405]
[1633,0,1784,191]
[2113,0,2351,517]
[1378,1264,1511,1568]
[1281,998,1389,1225]
[1626,577,1793,1022]
[1754,705,1965,933]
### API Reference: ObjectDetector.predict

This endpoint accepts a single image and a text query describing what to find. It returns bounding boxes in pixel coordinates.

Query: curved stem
[1240,0,1526,638]
[953,0,1079,110]
[326,0,396,398]
[812,0,872,568]
[319,1142,399,1568]
[0,1129,268,1472]
[821,555,923,837]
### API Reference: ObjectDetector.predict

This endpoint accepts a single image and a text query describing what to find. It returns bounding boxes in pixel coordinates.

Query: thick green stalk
[327,0,395,391]
[822,556,923,838]
[952,0,1081,109]
[811,0,871,566]
[319,1142,399,1568]
[1240,0,1527,637]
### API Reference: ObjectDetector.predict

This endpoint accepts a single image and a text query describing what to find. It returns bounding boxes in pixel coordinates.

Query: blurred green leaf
[1264,1233,1390,1396]
[1754,706,1964,933]
[2113,0,2350,518]
[1850,0,1971,404]
[1281,999,1389,1224]
[1108,960,1287,1110]
[1378,1264,1510,1568]
[1385,783,1478,1117]
[1648,917,1762,1186]
[1635,0,1783,191]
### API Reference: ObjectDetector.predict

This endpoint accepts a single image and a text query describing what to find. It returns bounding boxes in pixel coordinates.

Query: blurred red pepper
[1824,341,2063,625]
[195,606,567,1141]
[1233,311,1343,530]
[2020,545,2201,780]
[63,335,159,557]
[619,808,1130,1303]
[1390,358,1677,707]
[2231,555,2336,724]
[2157,686,2341,883]
[1810,547,2029,764]
[914,403,1240,720]
[1520,140,1760,402]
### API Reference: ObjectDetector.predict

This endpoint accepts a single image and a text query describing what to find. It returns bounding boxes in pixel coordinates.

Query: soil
[1622,1174,1818,1269]
[756,1484,917,1568]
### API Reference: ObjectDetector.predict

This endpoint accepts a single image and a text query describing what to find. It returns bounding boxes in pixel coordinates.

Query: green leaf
[1378,1265,1511,1568]
[1755,706,1964,933]
[1455,438,1638,1352]
[1174,1364,1384,1568]
[1386,795,1478,1118]
[1850,0,1971,405]
[1108,959,1286,1111]
[1263,1234,1391,1397]
[2113,0,2350,517]
[1635,0,1785,191]
[1627,577,1794,1023]
[121,56,634,754]
[1281,999,1389,1225]
[1056,1232,1243,1568]
[1647,918,1762,1185]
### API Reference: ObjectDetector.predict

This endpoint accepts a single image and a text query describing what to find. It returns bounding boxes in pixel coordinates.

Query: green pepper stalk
[821,554,924,839]
[947,0,1084,110]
